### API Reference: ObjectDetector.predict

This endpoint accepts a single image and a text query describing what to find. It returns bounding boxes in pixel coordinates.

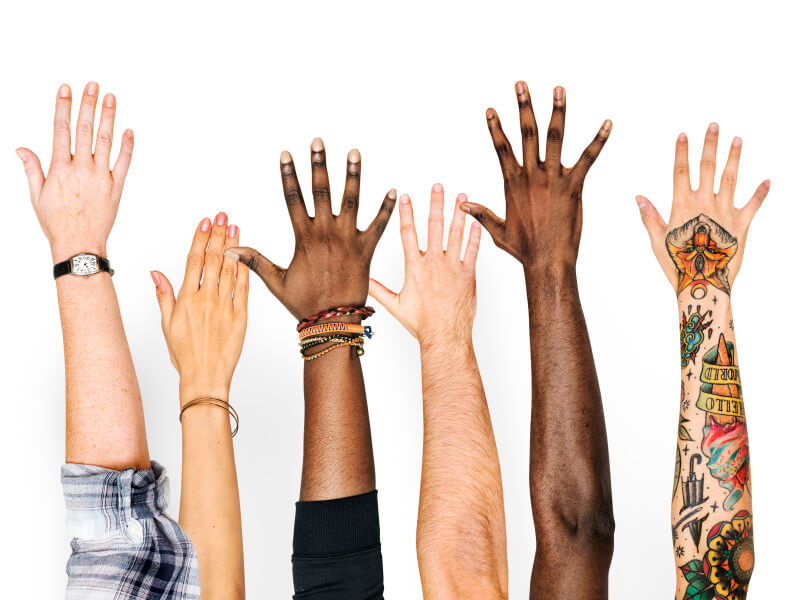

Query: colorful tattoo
[697,333,749,510]
[679,511,754,600]
[681,305,713,367]
[667,215,738,296]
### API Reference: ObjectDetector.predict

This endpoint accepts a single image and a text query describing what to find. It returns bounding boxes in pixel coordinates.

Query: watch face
[72,254,99,276]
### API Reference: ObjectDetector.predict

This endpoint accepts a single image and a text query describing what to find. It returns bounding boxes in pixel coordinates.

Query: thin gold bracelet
[179,397,239,437]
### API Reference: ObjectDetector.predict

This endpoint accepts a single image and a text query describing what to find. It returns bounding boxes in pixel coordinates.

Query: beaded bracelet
[303,337,364,361]
[297,306,376,332]
[179,397,239,437]
[299,322,373,341]
[300,334,360,350]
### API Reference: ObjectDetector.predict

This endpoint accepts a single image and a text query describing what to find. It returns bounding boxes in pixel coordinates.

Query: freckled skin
[229,141,396,501]
[463,82,614,599]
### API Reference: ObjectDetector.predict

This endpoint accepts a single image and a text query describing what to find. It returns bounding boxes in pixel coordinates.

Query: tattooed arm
[461,82,614,600]
[637,124,769,599]
[228,140,396,599]
[370,186,508,599]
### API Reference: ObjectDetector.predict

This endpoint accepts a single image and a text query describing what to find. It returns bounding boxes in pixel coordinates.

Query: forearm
[179,395,244,599]
[672,292,753,598]
[416,337,507,599]
[301,341,376,501]
[57,272,149,470]
[524,264,613,596]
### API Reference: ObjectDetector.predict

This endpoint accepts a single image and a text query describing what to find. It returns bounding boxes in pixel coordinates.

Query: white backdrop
[1,1,795,597]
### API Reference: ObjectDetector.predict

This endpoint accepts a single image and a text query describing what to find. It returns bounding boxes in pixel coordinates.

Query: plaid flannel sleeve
[61,461,200,600]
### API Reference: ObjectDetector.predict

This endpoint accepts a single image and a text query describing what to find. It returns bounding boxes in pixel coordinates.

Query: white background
[0,1,795,597]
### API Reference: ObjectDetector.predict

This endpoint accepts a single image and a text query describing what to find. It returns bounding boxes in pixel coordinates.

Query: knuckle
[54,119,69,133]
[579,150,596,166]
[674,166,690,177]
[96,131,112,146]
[721,174,737,187]
[245,254,260,272]
[547,127,562,143]
[187,253,204,270]
[77,120,93,136]
[312,185,329,200]
[343,195,358,211]
[521,125,536,139]
[700,159,715,170]
[280,165,297,179]
[285,190,302,206]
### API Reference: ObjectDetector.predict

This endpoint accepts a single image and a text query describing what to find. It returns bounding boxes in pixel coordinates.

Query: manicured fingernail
[347,148,361,163]
[59,84,70,98]
[86,82,98,97]
[554,86,564,102]
[388,188,397,200]
[764,179,771,189]
[15,149,25,161]
[215,212,227,226]
[515,81,526,95]
[223,249,240,261]
[708,122,719,133]
[104,94,115,108]
[433,183,443,193]
[732,137,742,148]
[678,133,687,142]
[486,108,496,120]
[399,194,410,205]
[150,271,160,286]
[457,193,467,202]
[311,137,324,152]
[227,225,238,238]
[200,218,211,232]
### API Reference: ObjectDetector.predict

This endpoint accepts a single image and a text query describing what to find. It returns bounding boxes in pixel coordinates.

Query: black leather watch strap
[52,255,114,279]
[98,257,113,275]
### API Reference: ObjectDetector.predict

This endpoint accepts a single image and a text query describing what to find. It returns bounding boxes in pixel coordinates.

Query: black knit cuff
[293,490,381,557]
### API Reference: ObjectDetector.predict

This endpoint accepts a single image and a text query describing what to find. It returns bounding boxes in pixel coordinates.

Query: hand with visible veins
[152,212,249,406]
[369,184,481,346]
[17,82,134,262]
[460,82,611,269]
[637,124,770,293]
[226,138,396,321]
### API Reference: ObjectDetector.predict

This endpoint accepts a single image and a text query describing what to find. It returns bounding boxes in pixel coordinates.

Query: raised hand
[226,138,396,320]
[152,213,249,406]
[461,82,611,268]
[637,124,770,295]
[369,184,481,345]
[17,82,134,262]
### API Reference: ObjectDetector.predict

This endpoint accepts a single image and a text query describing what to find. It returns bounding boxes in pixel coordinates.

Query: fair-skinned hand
[18,82,134,262]
[637,123,770,295]
[369,184,481,346]
[152,212,249,406]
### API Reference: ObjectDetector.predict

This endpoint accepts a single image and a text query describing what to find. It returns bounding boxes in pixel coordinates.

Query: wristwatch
[53,253,114,279]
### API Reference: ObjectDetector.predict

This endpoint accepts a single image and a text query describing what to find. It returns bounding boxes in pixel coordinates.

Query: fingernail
[388,188,397,200]
[515,81,526,95]
[223,249,240,261]
[678,133,687,142]
[227,224,238,238]
[311,137,324,152]
[486,108,496,120]
[635,196,647,210]
[433,183,443,193]
[400,194,410,205]
[456,193,467,202]
[709,122,719,133]
[347,148,361,163]
[59,84,70,99]
[764,179,771,189]
[124,129,134,141]
[104,94,115,108]
[150,271,160,286]
[554,86,564,102]
[15,149,25,161]
[602,119,613,133]
[86,82,98,97]
[215,212,227,226]
[200,218,211,232]
[733,137,742,148]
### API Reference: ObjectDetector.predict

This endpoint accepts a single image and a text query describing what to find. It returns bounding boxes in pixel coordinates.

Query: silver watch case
[70,253,101,277]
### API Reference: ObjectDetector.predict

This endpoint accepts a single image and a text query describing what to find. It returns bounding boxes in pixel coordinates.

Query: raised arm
[637,124,768,599]
[370,185,508,599]
[227,140,395,599]
[152,212,249,599]
[17,81,144,471]
[462,82,614,599]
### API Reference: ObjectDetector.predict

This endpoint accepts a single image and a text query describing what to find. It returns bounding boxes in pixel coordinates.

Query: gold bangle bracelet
[179,397,239,437]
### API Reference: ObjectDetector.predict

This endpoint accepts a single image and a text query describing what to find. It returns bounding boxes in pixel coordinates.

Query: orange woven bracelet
[298,322,372,341]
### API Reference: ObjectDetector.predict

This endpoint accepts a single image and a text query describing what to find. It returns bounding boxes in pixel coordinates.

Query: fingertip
[214,211,228,227]
[58,84,71,99]
[388,188,397,200]
[486,108,497,120]
[150,270,160,287]
[677,132,687,143]
[280,150,292,164]
[763,179,771,190]
[708,122,719,134]
[227,224,239,239]
[199,217,211,232]
[223,248,242,262]
[459,202,472,214]
[515,80,527,95]
[432,183,443,193]
[732,136,743,148]
[103,93,115,108]
[456,193,467,203]
[399,194,411,205]
[15,148,26,161]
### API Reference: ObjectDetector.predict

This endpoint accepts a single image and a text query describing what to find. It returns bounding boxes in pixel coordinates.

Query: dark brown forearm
[301,338,376,501]
[524,263,614,600]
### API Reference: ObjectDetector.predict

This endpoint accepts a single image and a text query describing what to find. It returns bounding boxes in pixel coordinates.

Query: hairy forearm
[57,273,149,470]
[301,339,376,501]
[416,337,507,599]
[524,264,613,598]
[179,399,244,599]
[672,292,753,598]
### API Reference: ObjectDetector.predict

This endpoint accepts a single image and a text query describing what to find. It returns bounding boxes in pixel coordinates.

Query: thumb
[459,201,505,244]
[150,270,175,328]
[368,278,399,316]
[16,148,45,202]
[635,195,667,246]
[224,247,285,295]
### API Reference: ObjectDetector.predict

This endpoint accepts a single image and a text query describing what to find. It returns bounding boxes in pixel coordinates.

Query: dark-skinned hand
[461,82,612,269]
[226,138,396,320]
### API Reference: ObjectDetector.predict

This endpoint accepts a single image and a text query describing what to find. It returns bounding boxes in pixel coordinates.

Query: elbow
[534,492,615,559]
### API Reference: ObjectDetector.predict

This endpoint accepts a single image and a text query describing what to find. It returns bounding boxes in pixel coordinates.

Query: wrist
[418,325,474,354]
[179,382,230,409]
[522,259,577,282]
[50,241,108,264]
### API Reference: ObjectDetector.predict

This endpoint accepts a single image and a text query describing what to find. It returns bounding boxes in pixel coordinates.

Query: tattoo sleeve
[670,216,754,600]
